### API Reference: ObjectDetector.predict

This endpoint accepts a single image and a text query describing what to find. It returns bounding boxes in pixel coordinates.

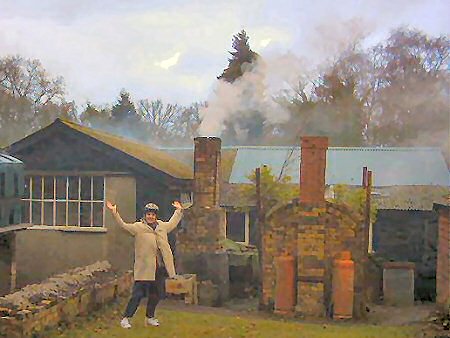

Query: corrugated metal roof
[228,146,450,186]
[0,153,23,164]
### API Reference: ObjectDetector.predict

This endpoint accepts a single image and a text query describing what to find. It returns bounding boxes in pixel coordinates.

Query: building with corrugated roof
[162,145,449,301]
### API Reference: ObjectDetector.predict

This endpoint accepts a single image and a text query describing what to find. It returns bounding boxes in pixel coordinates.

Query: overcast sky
[1,0,448,107]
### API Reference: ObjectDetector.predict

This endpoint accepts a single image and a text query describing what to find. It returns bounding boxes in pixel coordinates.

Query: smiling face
[144,211,157,224]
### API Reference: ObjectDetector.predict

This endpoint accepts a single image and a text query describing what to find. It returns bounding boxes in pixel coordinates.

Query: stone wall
[0,261,133,337]
[15,229,107,289]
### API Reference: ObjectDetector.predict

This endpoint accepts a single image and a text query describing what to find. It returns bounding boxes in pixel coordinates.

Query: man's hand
[172,201,183,210]
[106,201,117,213]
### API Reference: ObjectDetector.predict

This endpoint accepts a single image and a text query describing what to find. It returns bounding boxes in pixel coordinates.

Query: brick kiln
[262,136,368,319]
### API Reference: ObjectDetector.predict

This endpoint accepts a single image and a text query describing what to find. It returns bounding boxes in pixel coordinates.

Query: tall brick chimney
[299,136,328,207]
[193,137,221,208]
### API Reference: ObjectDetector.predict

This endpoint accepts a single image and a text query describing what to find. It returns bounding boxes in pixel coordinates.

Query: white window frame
[22,175,106,229]
[225,210,250,245]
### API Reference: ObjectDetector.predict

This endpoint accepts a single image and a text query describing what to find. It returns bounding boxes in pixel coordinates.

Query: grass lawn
[46,299,420,338]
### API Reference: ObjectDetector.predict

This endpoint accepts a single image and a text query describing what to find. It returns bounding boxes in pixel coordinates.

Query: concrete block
[198,280,220,307]
[383,262,415,306]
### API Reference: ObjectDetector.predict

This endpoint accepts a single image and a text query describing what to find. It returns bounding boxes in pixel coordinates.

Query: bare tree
[0,55,65,107]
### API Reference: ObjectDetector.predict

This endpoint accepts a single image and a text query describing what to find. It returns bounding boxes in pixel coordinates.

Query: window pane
[56,177,67,200]
[93,177,104,201]
[32,201,42,224]
[32,176,42,199]
[44,176,54,199]
[226,211,246,242]
[68,177,79,200]
[56,202,66,225]
[43,202,54,225]
[93,202,104,227]
[80,202,91,226]
[80,177,91,201]
[68,202,78,225]
[22,201,30,223]
[24,176,30,199]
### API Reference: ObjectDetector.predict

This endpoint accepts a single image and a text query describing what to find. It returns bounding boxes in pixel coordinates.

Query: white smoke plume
[198,53,311,136]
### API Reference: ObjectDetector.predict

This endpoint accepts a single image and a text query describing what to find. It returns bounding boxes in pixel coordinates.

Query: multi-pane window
[22,175,105,227]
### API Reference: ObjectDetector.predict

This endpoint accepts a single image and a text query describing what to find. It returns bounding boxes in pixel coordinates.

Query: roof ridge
[60,119,171,155]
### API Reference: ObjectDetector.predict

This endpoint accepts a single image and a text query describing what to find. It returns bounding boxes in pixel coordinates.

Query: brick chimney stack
[299,136,328,207]
[193,137,221,208]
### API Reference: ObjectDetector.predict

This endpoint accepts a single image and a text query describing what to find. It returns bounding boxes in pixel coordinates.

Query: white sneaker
[120,317,131,329]
[145,317,160,327]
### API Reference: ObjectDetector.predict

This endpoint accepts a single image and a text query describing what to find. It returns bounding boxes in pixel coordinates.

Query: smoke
[198,16,372,138]
[198,53,310,136]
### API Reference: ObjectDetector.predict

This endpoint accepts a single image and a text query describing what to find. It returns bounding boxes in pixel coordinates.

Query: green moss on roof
[60,120,193,179]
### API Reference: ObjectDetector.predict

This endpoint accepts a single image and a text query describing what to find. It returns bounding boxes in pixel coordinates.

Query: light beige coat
[112,209,183,281]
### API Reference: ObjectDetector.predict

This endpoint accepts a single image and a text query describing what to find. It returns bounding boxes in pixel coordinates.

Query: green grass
[46,300,419,338]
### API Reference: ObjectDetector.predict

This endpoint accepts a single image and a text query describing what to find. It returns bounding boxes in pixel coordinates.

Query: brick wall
[436,204,450,307]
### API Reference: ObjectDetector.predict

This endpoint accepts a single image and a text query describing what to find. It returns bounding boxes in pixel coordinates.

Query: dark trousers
[123,268,166,318]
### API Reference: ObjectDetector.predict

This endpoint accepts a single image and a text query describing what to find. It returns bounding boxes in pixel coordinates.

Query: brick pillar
[296,136,328,317]
[176,137,229,305]
[194,137,221,208]
[300,137,328,207]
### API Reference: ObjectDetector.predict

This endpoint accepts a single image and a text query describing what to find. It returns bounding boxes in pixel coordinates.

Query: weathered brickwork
[177,207,226,254]
[176,137,229,305]
[264,201,366,318]
[193,137,221,208]
[299,137,328,207]
[262,136,367,318]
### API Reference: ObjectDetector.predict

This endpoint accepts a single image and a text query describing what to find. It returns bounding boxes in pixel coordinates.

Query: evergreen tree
[111,89,138,122]
[218,30,259,83]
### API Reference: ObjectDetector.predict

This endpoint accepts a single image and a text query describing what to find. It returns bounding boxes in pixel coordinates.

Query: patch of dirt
[366,303,436,326]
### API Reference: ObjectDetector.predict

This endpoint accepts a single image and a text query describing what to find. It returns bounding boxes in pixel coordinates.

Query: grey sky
[1,0,448,106]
